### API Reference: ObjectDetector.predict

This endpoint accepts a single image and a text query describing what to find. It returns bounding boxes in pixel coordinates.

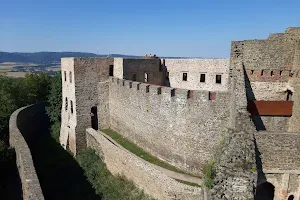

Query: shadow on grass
[0,149,22,200]
[30,133,101,200]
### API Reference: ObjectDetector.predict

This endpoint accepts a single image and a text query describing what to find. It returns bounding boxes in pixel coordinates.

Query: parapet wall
[86,128,203,200]
[9,104,45,200]
[109,77,232,173]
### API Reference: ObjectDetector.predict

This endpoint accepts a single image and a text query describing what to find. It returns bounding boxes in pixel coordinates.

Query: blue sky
[1,0,300,57]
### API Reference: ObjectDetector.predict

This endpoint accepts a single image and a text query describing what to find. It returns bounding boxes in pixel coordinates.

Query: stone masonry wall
[109,77,231,174]
[255,132,300,171]
[164,59,229,91]
[86,128,203,200]
[60,57,114,154]
[9,104,46,200]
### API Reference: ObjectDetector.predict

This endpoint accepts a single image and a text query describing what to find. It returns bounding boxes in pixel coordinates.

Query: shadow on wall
[243,65,266,131]
[0,149,22,200]
[163,65,171,87]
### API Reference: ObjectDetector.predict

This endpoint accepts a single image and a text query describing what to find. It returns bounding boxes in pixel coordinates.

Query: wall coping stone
[9,104,45,200]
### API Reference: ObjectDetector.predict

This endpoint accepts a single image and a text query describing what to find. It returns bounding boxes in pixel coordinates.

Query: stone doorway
[255,182,275,200]
[91,106,98,130]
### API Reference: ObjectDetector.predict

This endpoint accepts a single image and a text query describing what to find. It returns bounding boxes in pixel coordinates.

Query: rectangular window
[200,74,206,82]
[182,73,187,81]
[251,70,254,75]
[69,71,72,83]
[109,65,114,76]
[70,100,73,114]
[216,75,222,84]
[144,73,148,83]
[64,71,67,81]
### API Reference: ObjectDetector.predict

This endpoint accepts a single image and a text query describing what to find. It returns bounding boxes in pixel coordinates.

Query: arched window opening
[255,182,275,200]
[288,195,294,200]
[286,90,293,101]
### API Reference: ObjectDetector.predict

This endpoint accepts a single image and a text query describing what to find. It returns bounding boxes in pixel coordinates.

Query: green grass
[101,129,195,176]
[174,179,202,188]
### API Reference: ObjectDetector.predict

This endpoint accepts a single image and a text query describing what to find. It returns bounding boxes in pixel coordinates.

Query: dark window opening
[171,89,175,97]
[286,90,293,101]
[251,70,254,75]
[255,182,275,200]
[261,70,264,76]
[216,75,222,84]
[91,106,98,130]
[288,195,294,200]
[64,71,67,81]
[157,87,161,95]
[69,71,72,83]
[200,74,206,82]
[144,73,148,83]
[65,97,68,110]
[132,74,137,81]
[146,85,149,93]
[280,70,283,76]
[182,73,187,81]
[109,65,114,76]
[270,71,274,76]
[70,100,73,114]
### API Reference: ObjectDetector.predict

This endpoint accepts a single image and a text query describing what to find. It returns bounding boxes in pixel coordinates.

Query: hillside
[0,52,139,64]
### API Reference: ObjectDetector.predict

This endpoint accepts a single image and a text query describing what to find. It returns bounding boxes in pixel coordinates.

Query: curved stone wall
[9,104,45,200]
[86,128,203,200]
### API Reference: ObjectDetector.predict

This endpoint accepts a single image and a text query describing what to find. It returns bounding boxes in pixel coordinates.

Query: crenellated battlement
[109,77,230,103]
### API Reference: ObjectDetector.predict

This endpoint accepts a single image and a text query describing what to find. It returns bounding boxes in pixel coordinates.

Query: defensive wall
[255,131,300,200]
[231,27,300,133]
[109,77,232,174]
[9,103,46,200]
[164,58,229,91]
[86,128,203,200]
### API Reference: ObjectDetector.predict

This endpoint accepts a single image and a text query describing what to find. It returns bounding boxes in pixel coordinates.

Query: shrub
[204,161,215,189]
[77,148,154,200]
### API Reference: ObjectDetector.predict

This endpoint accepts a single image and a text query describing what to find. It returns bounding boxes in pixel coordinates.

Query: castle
[60,27,300,200]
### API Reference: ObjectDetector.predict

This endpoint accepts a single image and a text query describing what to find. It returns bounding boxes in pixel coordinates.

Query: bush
[204,161,215,189]
[77,148,154,200]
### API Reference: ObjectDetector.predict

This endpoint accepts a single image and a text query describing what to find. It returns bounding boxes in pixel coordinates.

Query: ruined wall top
[230,27,300,72]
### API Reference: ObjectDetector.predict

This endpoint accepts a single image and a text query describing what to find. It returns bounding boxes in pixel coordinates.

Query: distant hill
[0,52,140,64]
[0,51,192,64]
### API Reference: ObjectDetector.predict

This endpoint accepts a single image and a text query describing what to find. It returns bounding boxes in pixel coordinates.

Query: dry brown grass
[0,72,27,78]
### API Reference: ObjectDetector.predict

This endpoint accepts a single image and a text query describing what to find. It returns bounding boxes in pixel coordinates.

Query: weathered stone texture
[109,77,231,174]
[86,128,203,200]
[255,132,300,171]
[9,104,45,200]
[164,59,229,91]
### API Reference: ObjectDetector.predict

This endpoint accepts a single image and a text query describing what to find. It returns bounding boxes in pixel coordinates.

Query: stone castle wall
[109,77,232,174]
[86,128,203,200]
[255,132,300,171]
[60,57,114,154]
[9,104,46,200]
[164,59,229,91]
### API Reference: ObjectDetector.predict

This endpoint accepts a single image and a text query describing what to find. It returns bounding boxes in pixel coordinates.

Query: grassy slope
[101,129,193,176]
